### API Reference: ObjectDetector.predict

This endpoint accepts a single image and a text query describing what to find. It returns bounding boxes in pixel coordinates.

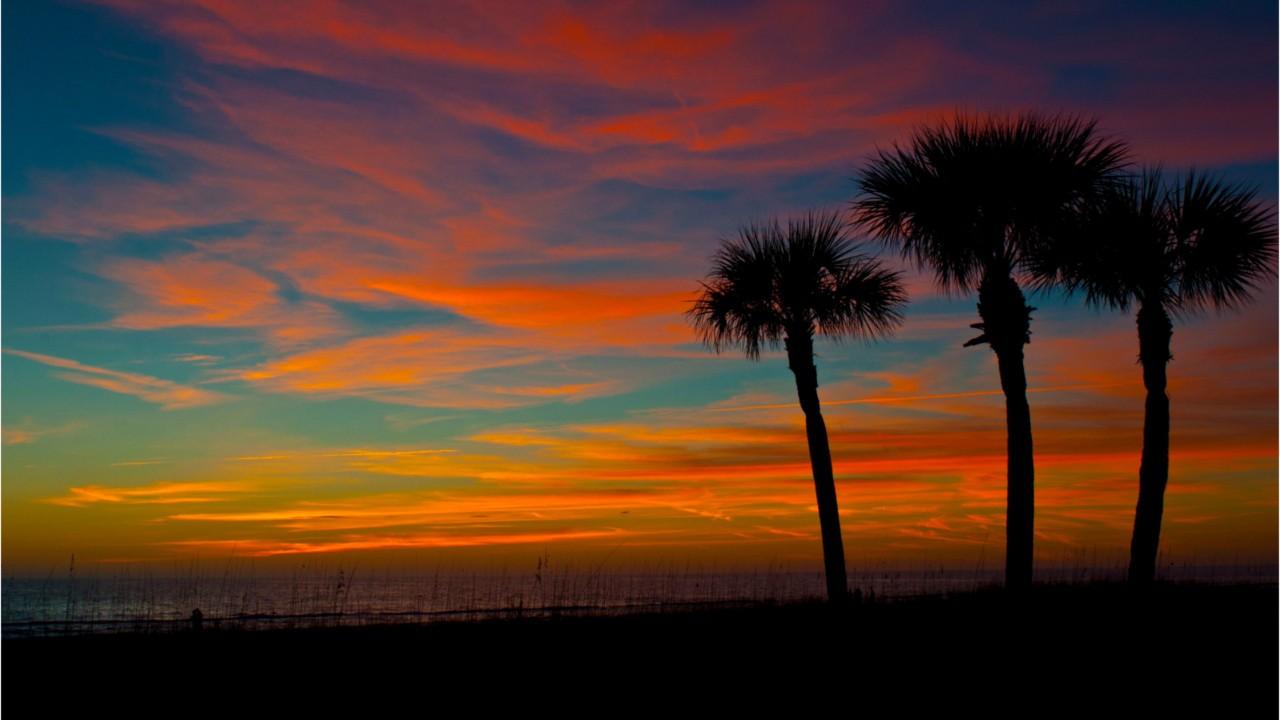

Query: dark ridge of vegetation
[4,583,1275,710]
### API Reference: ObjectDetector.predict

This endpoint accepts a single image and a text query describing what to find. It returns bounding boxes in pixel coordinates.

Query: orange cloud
[5,349,227,409]
[165,528,638,557]
[3,429,38,446]
[101,254,344,345]
[367,279,691,343]
[46,480,253,507]
[227,329,548,408]
[2,420,81,446]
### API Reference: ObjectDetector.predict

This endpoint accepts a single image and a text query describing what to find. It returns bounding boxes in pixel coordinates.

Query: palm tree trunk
[785,331,848,603]
[969,271,1036,590]
[1129,303,1171,584]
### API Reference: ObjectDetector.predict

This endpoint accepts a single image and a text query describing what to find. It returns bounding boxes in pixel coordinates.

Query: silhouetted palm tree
[689,211,907,603]
[1038,169,1276,584]
[852,113,1129,589]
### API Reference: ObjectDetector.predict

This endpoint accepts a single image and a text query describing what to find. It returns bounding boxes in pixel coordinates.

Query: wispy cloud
[230,447,456,462]
[5,349,227,409]
[46,480,254,508]
[165,528,639,557]
[3,420,83,446]
[173,353,222,364]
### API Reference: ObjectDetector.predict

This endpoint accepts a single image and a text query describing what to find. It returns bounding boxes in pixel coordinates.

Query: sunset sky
[3,0,1275,574]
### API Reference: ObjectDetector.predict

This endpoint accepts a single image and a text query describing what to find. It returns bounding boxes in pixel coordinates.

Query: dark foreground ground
[4,582,1276,713]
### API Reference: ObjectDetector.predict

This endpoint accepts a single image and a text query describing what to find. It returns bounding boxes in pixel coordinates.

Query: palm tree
[1039,168,1276,584]
[688,211,907,603]
[851,113,1129,589]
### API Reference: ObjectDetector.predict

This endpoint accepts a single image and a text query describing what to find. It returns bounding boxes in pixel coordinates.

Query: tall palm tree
[689,211,907,603]
[1038,169,1276,584]
[851,113,1129,589]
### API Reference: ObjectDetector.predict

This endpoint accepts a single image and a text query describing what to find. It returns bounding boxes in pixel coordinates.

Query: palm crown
[1046,169,1277,314]
[852,113,1130,290]
[689,211,906,357]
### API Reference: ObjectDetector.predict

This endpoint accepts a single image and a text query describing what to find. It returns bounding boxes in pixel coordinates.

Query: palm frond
[851,111,1131,293]
[1039,168,1277,319]
[689,210,907,358]
[819,256,908,341]
[1170,171,1278,314]
[1038,168,1170,311]
[687,220,786,359]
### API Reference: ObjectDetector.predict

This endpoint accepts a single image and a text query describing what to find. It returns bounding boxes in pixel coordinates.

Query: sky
[2,0,1276,575]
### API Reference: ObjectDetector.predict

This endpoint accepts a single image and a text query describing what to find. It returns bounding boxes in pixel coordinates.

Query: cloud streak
[5,349,227,409]
[46,480,253,508]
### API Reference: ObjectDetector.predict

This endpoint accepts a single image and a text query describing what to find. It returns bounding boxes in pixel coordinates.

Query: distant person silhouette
[190,608,203,632]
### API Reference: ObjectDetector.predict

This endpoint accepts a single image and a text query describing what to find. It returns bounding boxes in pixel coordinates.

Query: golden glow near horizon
[7,315,1274,571]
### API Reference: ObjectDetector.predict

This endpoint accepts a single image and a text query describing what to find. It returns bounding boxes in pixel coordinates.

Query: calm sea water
[4,564,1273,638]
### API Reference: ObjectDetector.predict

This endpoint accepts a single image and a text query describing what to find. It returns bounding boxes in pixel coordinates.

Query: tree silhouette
[852,113,1129,589]
[1036,169,1276,584]
[689,211,907,603]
